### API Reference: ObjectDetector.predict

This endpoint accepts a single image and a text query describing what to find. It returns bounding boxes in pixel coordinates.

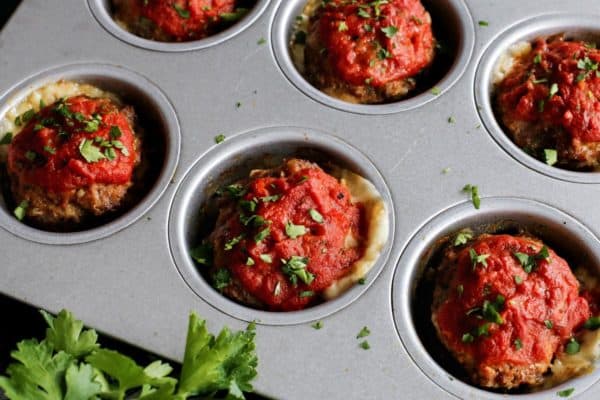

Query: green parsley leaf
[431,86,441,95]
[338,21,348,31]
[172,3,190,18]
[478,20,489,26]
[454,230,473,246]
[462,333,474,343]
[240,199,257,213]
[257,37,266,45]
[358,277,366,285]
[190,243,213,266]
[213,268,231,290]
[44,145,56,155]
[299,290,314,298]
[254,227,271,243]
[565,338,580,355]
[109,126,122,139]
[462,184,481,209]
[447,116,456,123]
[285,221,307,239]
[482,296,504,324]
[357,8,370,18]
[0,132,12,145]
[260,194,281,203]
[282,256,314,285]
[357,326,371,339]
[219,8,249,22]
[259,254,272,263]
[584,316,600,330]
[309,208,324,223]
[25,151,36,161]
[224,234,244,251]
[538,99,546,112]
[514,338,523,350]
[41,309,99,358]
[64,363,103,400]
[13,200,28,221]
[381,26,398,38]
[534,53,542,64]
[545,320,554,329]
[222,184,246,198]
[469,248,489,268]
[359,340,370,350]
[544,149,558,166]
[311,321,323,330]
[514,275,523,285]
[176,313,257,398]
[214,134,226,144]
[79,139,105,163]
[549,83,559,97]
[246,257,255,266]
[557,388,575,397]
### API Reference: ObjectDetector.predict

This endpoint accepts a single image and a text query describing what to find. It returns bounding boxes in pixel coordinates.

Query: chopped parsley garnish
[545,320,554,329]
[462,184,481,209]
[0,132,12,145]
[214,134,226,144]
[219,8,249,22]
[257,37,266,45]
[222,183,246,198]
[240,199,257,213]
[514,338,523,350]
[15,109,35,126]
[584,316,600,330]
[534,53,542,64]
[544,149,558,166]
[246,257,255,266]
[514,275,523,285]
[557,388,575,398]
[43,145,56,155]
[447,116,456,123]
[462,333,474,343]
[109,126,122,139]
[294,30,307,45]
[172,3,190,19]
[79,139,105,163]
[299,291,314,298]
[381,26,398,38]
[576,56,599,82]
[309,208,324,223]
[285,221,307,239]
[311,321,323,330]
[224,234,244,251]
[83,114,102,132]
[281,256,313,285]
[357,8,370,18]
[513,246,550,273]
[478,20,489,26]
[260,194,281,203]
[482,295,505,324]
[358,277,366,285]
[565,338,580,355]
[338,21,348,32]
[538,99,546,112]
[549,83,559,98]
[357,326,371,339]
[469,248,489,269]
[254,227,270,243]
[213,268,231,290]
[190,243,213,266]
[259,254,272,264]
[24,151,37,161]
[359,340,370,350]
[240,214,266,227]
[13,200,28,221]
[453,230,473,246]
[431,86,441,95]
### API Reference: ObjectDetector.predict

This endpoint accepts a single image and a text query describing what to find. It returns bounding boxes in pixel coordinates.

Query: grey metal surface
[0,1,599,399]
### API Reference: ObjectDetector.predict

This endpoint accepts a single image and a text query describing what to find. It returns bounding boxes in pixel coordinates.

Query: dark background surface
[0,3,267,398]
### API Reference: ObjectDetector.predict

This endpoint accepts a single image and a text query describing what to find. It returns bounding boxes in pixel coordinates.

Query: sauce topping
[127,0,237,41]
[435,235,589,371]
[315,0,434,87]
[214,160,364,311]
[497,38,600,143]
[8,96,137,193]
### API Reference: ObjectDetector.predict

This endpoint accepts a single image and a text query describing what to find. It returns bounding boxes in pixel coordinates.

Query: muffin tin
[1,1,600,398]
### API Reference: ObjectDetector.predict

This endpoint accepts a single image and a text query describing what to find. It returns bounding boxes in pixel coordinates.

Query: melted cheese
[323,166,389,299]
[0,81,115,161]
[492,41,532,85]
[290,0,320,74]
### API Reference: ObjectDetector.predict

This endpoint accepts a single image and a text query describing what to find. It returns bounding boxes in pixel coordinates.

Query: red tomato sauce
[497,38,600,143]
[316,0,434,87]
[8,96,137,193]
[129,0,236,41]
[222,163,364,311]
[435,235,589,369]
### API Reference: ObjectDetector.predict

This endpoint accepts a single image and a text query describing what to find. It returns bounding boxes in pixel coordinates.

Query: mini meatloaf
[293,0,435,104]
[494,37,600,170]
[2,87,140,227]
[431,234,596,389]
[112,0,253,42]
[192,158,388,311]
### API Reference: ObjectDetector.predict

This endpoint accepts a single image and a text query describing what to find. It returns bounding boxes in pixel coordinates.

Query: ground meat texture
[431,234,590,389]
[207,159,365,311]
[7,95,140,226]
[495,37,600,170]
[304,0,435,104]
[112,0,239,42]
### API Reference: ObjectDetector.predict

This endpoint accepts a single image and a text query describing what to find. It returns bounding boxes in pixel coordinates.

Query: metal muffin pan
[392,197,600,399]
[168,126,395,325]
[2,1,600,399]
